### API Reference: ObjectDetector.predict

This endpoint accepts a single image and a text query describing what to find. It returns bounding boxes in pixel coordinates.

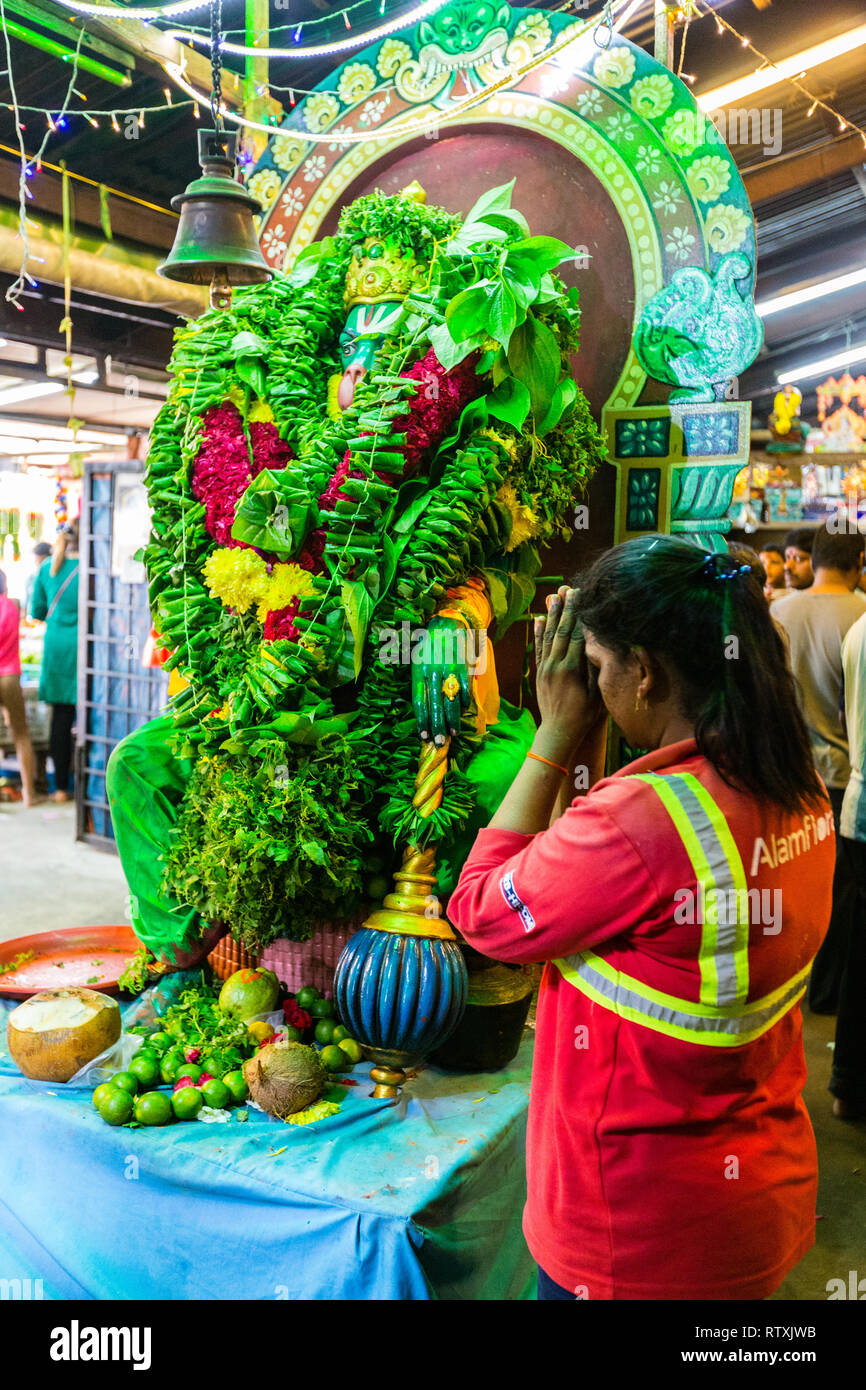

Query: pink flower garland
[191,404,293,548]
[194,349,484,642]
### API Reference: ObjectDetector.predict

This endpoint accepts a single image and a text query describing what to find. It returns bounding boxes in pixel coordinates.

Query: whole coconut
[243,1040,325,1119]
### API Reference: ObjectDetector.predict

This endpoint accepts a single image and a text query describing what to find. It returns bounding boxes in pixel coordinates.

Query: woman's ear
[631,646,666,703]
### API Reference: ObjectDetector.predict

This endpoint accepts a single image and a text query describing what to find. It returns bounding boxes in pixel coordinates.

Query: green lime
[338,1038,363,1064]
[128,1055,161,1090]
[199,1055,223,1078]
[92,1082,117,1111]
[134,1091,173,1126]
[110,1071,139,1096]
[283,1025,304,1043]
[100,1089,135,1126]
[222,1070,249,1105]
[320,1044,348,1072]
[175,1063,203,1083]
[309,997,335,1019]
[159,1055,181,1085]
[148,1032,171,1053]
[314,1018,337,1045]
[331,1025,350,1044]
[296,986,319,1009]
[171,1087,204,1121]
[135,1047,159,1065]
[166,1044,186,1065]
[200,1077,230,1109]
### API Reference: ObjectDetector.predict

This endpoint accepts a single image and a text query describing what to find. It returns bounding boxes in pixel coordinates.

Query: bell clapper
[210,269,233,312]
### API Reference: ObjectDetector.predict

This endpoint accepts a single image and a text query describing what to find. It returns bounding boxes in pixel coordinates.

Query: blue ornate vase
[333,846,468,1097]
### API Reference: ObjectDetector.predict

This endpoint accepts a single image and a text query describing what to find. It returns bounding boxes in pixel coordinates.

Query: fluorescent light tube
[777,343,866,383]
[757,267,866,318]
[699,24,866,109]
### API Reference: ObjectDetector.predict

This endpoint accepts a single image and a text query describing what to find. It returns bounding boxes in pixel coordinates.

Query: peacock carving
[633,252,763,404]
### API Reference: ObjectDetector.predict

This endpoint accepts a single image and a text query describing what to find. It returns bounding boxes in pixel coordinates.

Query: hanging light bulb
[157,0,271,309]
[111,113,120,131]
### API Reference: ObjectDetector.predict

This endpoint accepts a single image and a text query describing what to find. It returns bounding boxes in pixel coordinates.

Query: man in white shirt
[832,609,866,1117]
[773,523,865,1012]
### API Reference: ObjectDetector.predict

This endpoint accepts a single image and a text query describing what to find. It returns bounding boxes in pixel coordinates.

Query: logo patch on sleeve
[500,870,535,933]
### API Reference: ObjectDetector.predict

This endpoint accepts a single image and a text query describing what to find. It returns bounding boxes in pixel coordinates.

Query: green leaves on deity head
[286,236,336,287]
[231,469,315,555]
[486,376,531,431]
[507,315,562,423]
[536,377,578,438]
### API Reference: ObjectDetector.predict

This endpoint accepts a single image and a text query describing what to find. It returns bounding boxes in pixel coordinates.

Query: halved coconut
[7,988,121,1082]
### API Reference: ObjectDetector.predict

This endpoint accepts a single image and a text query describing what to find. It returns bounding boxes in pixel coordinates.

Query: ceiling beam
[0,156,176,250]
[3,0,134,68]
[743,132,866,204]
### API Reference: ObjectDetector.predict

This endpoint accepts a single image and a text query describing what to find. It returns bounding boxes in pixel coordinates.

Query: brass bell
[157,128,272,307]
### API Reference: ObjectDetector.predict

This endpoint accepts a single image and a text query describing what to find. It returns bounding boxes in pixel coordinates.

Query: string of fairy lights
[2,0,866,310]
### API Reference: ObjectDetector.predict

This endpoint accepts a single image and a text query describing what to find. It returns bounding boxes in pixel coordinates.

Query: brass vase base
[363,844,456,940]
[369,1064,409,1100]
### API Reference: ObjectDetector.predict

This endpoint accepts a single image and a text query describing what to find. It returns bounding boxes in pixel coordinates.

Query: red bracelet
[526,750,570,777]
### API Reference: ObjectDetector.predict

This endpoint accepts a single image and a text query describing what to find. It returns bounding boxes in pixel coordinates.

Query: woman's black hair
[574,533,825,812]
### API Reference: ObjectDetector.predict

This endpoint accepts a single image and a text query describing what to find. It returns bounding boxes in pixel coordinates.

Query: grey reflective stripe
[553,950,811,1047]
[630,772,750,1007]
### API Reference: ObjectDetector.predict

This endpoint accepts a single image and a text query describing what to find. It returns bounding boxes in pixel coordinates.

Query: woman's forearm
[489,721,590,835]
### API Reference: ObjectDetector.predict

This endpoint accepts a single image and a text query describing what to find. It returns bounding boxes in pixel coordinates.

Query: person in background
[773,524,865,1013]
[832,607,866,1118]
[449,536,833,1301]
[30,520,79,804]
[24,541,52,617]
[784,527,815,590]
[0,569,39,806]
[760,542,786,600]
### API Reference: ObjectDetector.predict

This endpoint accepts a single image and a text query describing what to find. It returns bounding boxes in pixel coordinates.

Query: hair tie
[700,553,752,585]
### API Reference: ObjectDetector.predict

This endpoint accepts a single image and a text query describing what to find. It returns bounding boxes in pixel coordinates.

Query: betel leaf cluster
[142,179,606,951]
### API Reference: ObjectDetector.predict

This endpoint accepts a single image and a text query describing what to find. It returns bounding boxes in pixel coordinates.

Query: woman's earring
[634,695,646,713]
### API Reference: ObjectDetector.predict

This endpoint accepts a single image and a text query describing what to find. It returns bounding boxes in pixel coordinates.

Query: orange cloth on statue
[437,578,499,734]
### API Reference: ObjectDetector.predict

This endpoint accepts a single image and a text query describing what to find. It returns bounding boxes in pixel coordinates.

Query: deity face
[418,2,510,62]
[336,302,403,411]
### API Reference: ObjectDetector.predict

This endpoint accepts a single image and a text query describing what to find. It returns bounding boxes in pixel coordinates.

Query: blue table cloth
[0,999,535,1301]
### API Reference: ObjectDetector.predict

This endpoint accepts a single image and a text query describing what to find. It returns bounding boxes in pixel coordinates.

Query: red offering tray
[0,926,139,999]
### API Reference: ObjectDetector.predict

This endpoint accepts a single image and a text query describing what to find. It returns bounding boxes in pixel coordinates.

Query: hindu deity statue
[107,181,604,974]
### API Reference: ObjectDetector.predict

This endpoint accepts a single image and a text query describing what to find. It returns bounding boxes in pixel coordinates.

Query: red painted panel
[319,125,636,416]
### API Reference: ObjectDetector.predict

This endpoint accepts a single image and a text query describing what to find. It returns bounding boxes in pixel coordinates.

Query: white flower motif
[704,203,751,253]
[665,226,697,262]
[376,37,412,79]
[359,96,388,126]
[303,93,340,133]
[652,179,683,215]
[605,111,638,142]
[302,154,326,184]
[592,46,636,89]
[261,225,287,261]
[663,108,707,157]
[279,186,304,218]
[575,87,605,119]
[328,124,355,152]
[247,169,281,210]
[514,12,551,52]
[686,154,731,203]
[636,144,662,176]
[630,73,673,118]
[337,62,377,106]
[270,133,306,174]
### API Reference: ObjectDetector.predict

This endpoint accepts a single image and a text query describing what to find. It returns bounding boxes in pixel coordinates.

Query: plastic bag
[66,1032,143,1088]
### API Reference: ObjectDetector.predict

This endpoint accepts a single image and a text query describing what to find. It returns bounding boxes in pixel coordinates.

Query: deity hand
[412,615,473,745]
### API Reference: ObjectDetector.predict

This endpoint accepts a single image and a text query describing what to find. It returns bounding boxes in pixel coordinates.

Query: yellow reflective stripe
[631,773,721,1005]
[631,772,751,1006]
[552,952,811,1047]
[677,772,750,1003]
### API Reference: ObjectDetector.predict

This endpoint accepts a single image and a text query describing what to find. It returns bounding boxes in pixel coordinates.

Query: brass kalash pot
[430,944,536,1073]
[158,128,271,309]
